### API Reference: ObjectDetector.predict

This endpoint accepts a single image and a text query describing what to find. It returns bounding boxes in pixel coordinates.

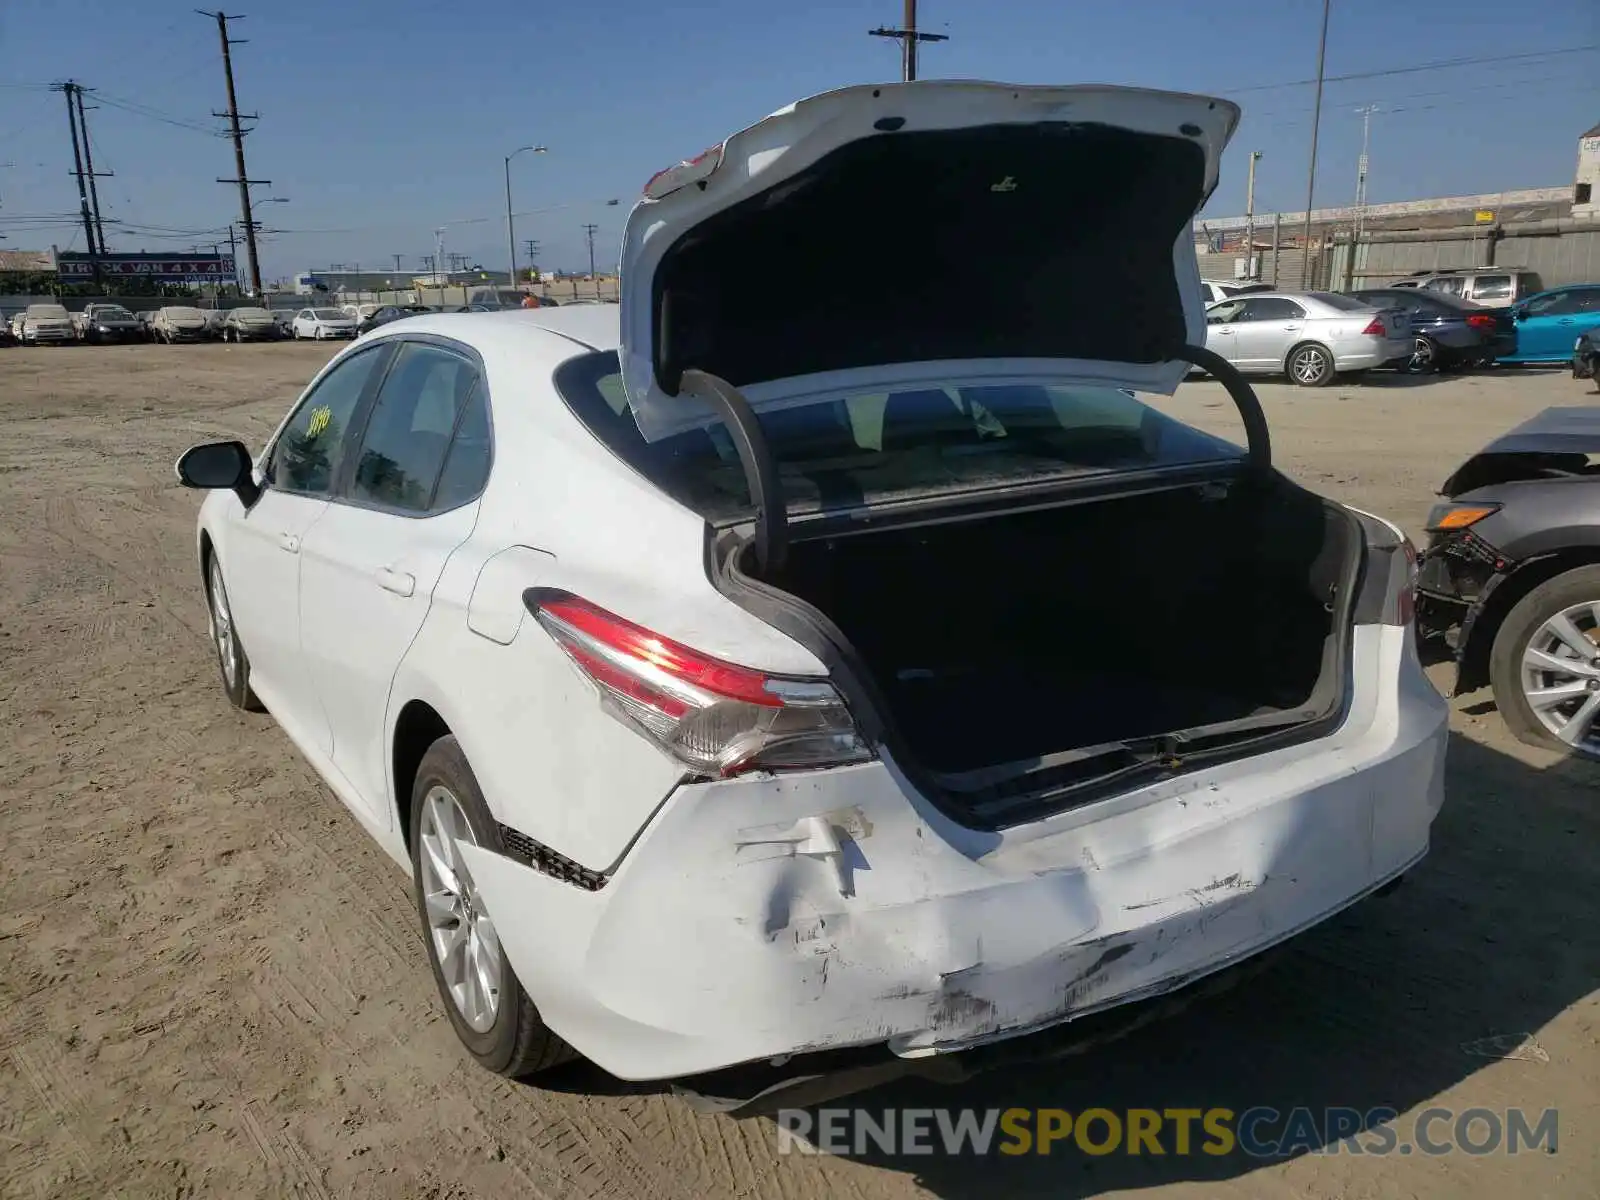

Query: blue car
[1500,284,1600,363]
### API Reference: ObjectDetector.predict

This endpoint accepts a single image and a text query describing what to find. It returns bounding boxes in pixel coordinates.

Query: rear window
[312,308,345,320]
[164,307,203,320]
[1307,292,1369,312]
[557,351,1241,522]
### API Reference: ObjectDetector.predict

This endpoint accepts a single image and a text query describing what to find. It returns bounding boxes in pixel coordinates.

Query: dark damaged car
[1418,406,1600,755]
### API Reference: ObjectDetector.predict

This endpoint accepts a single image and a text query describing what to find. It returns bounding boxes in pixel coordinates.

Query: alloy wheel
[1521,600,1600,753]
[1409,337,1435,372]
[1291,346,1329,384]
[418,786,502,1033]
[208,558,237,689]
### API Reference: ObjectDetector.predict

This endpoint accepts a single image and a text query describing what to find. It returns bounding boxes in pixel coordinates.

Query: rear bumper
[1335,337,1414,370]
[461,624,1448,1081]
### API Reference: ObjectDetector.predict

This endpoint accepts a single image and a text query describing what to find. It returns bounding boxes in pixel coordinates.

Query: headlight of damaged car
[1425,501,1501,532]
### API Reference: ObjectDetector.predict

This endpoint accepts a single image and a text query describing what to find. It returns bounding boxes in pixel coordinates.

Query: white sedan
[176,81,1446,1092]
[290,307,357,340]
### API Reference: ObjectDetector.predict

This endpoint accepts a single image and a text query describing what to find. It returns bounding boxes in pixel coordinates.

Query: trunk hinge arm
[678,368,788,577]
[1169,344,1273,473]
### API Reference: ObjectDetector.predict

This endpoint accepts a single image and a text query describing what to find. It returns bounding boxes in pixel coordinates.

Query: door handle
[277,532,300,553]
[1281,324,1301,331]
[1558,319,1575,326]
[1214,328,1234,334]
[376,567,416,597]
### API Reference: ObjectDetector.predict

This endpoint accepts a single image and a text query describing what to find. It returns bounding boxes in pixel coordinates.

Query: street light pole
[504,144,547,289]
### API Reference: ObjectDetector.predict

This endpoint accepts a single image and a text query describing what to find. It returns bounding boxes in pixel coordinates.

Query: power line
[90,92,223,137]
[1221,44,1596,96]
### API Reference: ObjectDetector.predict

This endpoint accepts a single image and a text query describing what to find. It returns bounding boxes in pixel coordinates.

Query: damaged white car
[176,81,1448,1094]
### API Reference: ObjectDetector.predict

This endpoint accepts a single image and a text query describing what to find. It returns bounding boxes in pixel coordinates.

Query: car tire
[205,553,263,712]
[409,735,577,1078]
[1489,565,1600,758]
[1288,342,1335,387]
[1407,337,1439,374]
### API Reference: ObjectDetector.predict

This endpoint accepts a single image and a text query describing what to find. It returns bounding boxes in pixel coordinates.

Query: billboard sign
[57,253,236,283]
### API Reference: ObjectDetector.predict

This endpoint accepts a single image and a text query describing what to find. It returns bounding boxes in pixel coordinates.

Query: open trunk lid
[619,81,1241,445]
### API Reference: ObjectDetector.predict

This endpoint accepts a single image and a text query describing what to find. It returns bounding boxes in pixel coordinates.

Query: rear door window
[1469,275,1512,301]
[1240,297,1306,321]
[1424,277,1465,296]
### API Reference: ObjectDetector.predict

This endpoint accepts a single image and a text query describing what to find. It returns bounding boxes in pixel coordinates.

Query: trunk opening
[726,472,1362,821]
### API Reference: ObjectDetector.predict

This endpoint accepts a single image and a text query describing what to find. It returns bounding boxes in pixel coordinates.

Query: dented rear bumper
[459,624,1447,1081]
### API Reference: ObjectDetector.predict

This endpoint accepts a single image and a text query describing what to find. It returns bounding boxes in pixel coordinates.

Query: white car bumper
[460,624,1447,1081]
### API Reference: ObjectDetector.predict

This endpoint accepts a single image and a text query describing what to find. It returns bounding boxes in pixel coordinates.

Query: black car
[1417,406,1600,756]
[1350,287,1515,372]
[1574,328,1600,389]
[356,304,432,336]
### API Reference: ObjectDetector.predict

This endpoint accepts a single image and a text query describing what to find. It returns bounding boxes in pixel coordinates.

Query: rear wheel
[1408,336,1439,373]
[1490,566,1600,757]
[410,736,576,1077]
[1288,342,1335,387]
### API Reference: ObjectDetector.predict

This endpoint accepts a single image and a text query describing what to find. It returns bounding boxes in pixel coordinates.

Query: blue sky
[1,0,1595,280]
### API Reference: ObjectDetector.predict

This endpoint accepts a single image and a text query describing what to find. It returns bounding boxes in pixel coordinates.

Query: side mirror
[175,440,259,508]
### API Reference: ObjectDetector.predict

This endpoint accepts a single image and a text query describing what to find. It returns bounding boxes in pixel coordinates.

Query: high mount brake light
[642,145,724,201]
[532,593,872,777]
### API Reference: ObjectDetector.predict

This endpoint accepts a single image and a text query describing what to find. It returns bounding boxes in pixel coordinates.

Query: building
[293,268,513,295]
[1575,121,1600,220]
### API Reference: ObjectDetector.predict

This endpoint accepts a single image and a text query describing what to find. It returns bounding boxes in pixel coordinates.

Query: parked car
[73,302,147,344]
[1497,284,1600,364]
[1417,406,1600,755]
[271,310,294,337]
[1388,268,1544,308]
[202,309,229,339]
[1202,291,1412,386]
[221,307,282,342]
[357,304,433,336]
[1349,287,1514,371]
[151,306,212,344]
[174,81,1444,1098]
[343,303,387,324]
[8,312,26,341]
[18,302,76,345]
[291,307,358,340]
[1573,327,1600,388]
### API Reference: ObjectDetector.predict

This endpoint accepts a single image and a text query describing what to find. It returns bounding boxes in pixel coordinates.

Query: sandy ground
[0,342,1596,1199]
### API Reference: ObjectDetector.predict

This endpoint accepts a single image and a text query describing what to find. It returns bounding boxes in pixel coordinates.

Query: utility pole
[70,85,112,254]
[1243,150,1262,281]
[581,223,599,279]
[1299,0,1331,290]
[201,10,265,296]
[392,252,403,275]
[869,0,948,83]
[56,82,99,269]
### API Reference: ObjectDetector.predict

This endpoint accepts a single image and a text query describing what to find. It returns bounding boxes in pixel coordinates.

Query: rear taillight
[1466,313,1496,331]
[532,594,872,777]
[1397,538,1418,626]
[1360,317,1387,336]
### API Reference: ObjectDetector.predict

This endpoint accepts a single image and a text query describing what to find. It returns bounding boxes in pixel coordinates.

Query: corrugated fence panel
[1494,230,1600,288]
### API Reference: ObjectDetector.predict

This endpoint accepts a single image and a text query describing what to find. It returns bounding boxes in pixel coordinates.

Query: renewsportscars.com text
[775,1106,1559,1159]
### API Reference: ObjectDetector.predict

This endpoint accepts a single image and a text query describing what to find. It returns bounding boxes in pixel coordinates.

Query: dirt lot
[0,343,1596,1199]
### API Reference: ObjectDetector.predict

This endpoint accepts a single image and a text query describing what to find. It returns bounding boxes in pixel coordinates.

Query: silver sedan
[1203,291,1413,387]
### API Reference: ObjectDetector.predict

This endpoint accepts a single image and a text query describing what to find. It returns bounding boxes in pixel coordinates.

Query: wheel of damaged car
[1288,343,1334,387]
[409,735,576,1077]
[1490,565,1600,757]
